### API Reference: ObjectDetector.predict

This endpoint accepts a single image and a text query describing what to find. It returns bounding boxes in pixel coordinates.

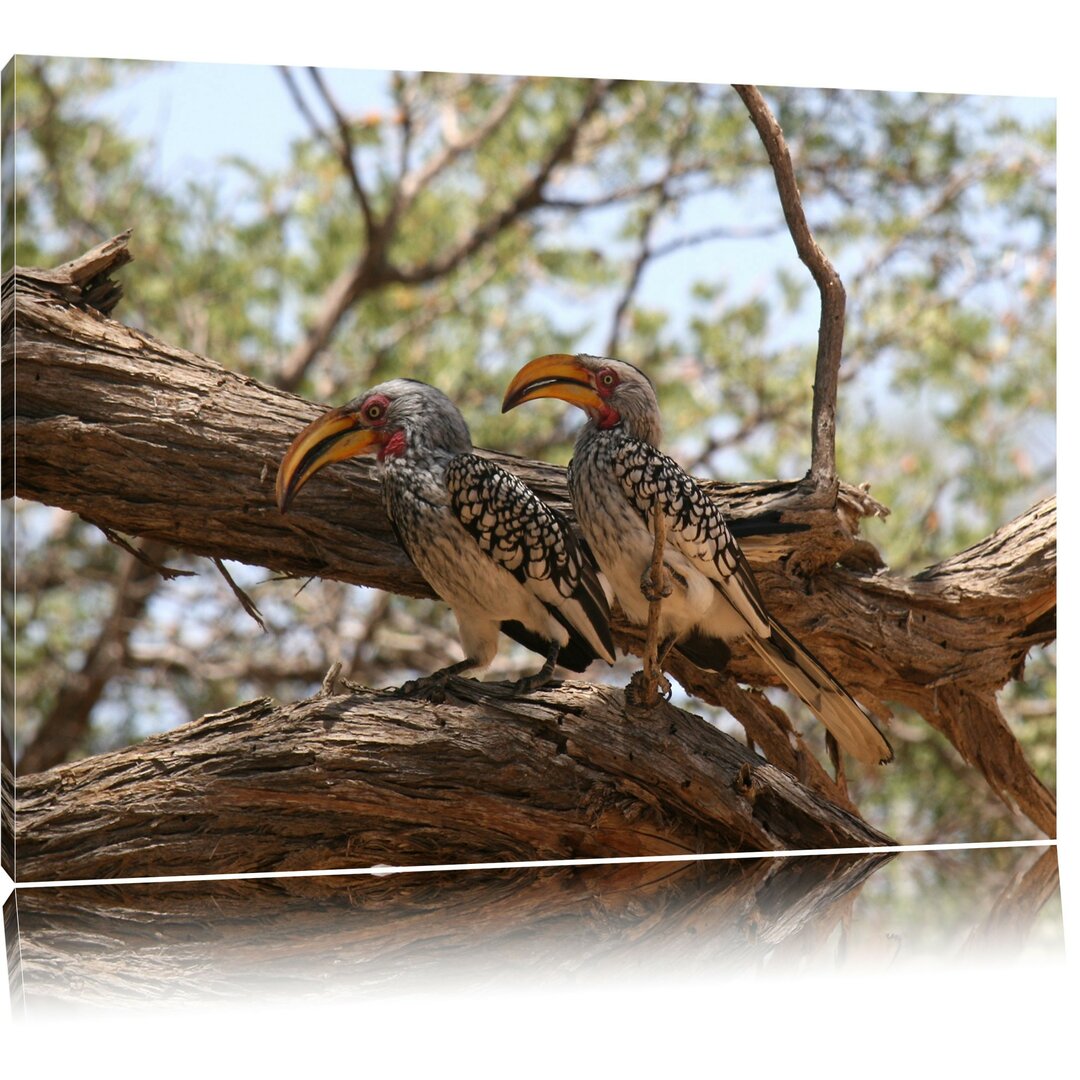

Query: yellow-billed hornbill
[503,354,893,765]
[277,378,615,696]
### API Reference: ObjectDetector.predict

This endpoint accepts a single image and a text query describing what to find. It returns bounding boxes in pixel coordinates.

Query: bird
[502,353,893,765]
[276,378,616,697]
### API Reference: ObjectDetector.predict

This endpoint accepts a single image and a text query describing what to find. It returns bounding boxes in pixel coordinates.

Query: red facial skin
[357,393,407,460]
[381,430,407,459]
[594,366,621,429]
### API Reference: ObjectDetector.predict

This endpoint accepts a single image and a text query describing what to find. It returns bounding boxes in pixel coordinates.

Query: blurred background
[3,59,1056,848]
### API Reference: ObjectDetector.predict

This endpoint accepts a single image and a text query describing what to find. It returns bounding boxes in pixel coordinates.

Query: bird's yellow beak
[276,406,384,513]
[502,353,602,414]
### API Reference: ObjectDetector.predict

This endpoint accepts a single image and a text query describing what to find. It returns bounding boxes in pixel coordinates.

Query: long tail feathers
[744,619,893,766]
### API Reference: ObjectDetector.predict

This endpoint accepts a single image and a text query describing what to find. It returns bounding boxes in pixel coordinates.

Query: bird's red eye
[363,398,386,422]
[597,368,619,392]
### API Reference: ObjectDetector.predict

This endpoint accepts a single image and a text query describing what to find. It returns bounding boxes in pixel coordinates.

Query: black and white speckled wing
[609,437,771,638]
[447,454,616,666]
[602,435,892,764]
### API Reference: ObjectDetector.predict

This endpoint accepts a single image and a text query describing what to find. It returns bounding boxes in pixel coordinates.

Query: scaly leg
[510,641,560,695]
[394,658,477,702]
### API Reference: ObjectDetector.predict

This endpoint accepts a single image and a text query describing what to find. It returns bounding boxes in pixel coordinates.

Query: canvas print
[2,59,1056,885]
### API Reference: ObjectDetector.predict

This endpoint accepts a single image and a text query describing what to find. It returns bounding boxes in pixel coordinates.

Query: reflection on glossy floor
[4,844,1061,1016]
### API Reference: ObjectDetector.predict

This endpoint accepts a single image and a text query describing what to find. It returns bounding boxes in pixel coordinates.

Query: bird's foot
[509,669,557,696]
[640,564,673,603]
[625,669,673,707]
[506,643,560,697]
[392,675,452,702]
[392,661,477,702]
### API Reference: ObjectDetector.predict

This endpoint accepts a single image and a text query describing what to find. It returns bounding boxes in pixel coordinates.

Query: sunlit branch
[734,84,845,490]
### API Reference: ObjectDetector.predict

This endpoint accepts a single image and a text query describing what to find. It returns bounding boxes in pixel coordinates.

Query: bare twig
[306,67,376,235]
[98,527,193,580]
[540,163,715,211]
[213,557,267,632]
[277,66,329,146]
[649,220,786,259]
[279,66,375,235]
[606,197,663,357]
[734,84,845,489]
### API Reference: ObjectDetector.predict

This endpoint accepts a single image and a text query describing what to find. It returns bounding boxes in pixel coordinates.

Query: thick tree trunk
[13,680,893,882]
[3,236,1057,852]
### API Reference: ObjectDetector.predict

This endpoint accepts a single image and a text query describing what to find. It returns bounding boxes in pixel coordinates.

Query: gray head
[502,353,663,445]
[341,378,473,461]
[276,378,472,511]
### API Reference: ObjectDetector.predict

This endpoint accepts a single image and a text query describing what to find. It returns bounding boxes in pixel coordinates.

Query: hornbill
[276,378,615,696]
[503,354,893,765]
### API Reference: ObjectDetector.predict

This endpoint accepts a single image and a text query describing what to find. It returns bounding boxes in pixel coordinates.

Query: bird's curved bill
[276,407,383,513]
[502,354,601,413]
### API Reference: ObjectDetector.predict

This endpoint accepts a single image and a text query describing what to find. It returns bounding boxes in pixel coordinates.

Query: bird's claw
[392,676,449,702]
[509,671,556,696]
[624,669,672,706]
[640,566,673,603]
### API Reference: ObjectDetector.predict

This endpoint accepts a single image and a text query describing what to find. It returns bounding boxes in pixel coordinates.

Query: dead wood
[733,85,845,489]
[3,235,1056,838]
[13,681,893,883]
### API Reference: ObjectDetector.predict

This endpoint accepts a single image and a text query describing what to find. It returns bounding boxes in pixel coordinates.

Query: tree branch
[734,85,845,490]
[605,91,698,356]
[387,79,613,287]
[279,66,375,235]
[13,680,893,882]
[394,77,528,216]
[275,79,611,391]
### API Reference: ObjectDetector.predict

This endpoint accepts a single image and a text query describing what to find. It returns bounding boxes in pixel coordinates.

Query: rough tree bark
[3,236,1056,881]
[13,680,892,882]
